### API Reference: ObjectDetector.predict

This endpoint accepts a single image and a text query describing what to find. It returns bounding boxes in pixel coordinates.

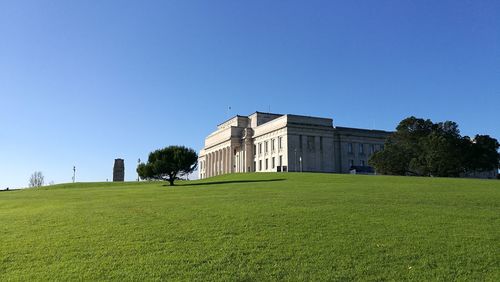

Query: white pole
[299,156,302,172]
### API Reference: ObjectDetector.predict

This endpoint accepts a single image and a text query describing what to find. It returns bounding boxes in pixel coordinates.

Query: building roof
[335,126,393,135]
[216,115,247,127]
[216,111,285,127]
[215,112,393,134]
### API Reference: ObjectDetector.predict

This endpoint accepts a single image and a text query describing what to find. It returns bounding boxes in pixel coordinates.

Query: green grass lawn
[1,173,499,281]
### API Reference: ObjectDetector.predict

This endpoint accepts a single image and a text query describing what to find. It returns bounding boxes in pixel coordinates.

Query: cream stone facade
[198,112,392,179]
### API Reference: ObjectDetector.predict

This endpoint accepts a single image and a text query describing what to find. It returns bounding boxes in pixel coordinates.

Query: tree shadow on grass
[167,179,286,187]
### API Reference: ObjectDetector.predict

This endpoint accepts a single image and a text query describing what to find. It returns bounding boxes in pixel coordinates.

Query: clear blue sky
[1,0,499,188]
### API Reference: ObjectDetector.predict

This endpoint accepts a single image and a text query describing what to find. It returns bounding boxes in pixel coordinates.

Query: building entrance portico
[200,142,235,178]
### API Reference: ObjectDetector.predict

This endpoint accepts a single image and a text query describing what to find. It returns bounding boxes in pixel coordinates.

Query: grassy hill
[1,173,499,281]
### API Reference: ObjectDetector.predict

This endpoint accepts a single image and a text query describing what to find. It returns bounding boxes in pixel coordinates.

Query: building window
[320,137,323,151]
[381,145,385,150]
[265,159,268,170]
[348,143,353,153]
[359,144,364,154]
[265,141,268,154]
[254,161,256,172]
[271,139,275,151]
[259,160,262,171]
[259,143,262,154]
[272,157,275,168]
[307,136,315,151]
[279,155,283,166]
[371,144,375,154]
[299,135,303,149]
[361,160,366,166]
[349,160,354,167]
[254,145,256,156]
[279,137,283,149]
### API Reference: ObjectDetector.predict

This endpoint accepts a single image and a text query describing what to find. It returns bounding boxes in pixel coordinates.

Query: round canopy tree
[137,146,198,186]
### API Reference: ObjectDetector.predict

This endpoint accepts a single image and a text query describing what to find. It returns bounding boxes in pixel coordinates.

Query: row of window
[347,143,383,155]
[254,155,283,171]
[254,137,284,156]
[298,135,324,151]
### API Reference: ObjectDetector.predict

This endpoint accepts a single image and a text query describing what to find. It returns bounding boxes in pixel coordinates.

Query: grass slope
[0,173,499,281]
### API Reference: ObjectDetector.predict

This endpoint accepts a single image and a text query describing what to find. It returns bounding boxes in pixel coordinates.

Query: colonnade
[204,146,233,178]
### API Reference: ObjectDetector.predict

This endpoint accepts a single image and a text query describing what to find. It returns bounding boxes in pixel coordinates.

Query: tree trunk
[168,178,175,186]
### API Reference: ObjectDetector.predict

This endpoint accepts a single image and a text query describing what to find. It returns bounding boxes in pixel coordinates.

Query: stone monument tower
[113,159,125,182]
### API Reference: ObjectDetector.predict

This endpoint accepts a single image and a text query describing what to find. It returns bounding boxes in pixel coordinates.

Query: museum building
[198,112,392,179]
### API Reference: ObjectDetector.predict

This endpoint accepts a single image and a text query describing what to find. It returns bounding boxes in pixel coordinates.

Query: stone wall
[333,127,392,173]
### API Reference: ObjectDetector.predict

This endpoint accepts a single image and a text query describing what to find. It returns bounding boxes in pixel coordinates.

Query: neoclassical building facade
[198,112,392,179]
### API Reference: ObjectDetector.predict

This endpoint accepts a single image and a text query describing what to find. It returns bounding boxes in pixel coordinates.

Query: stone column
[232,147,236,173]
[227,148,230,173]
[228,146,232,173]
[225,148,229,174]
[235,148,238,173]
[226,147,230,174]
[240,150,245,172]
[211,153,214,177]
[218,149,222,175]
[214,152,216,176]
[222,148,225,174]
[207,153,211,178]
[210,152,214,177]
[221,149,225,175]
[246,143,253,173]
[242,128,254,173]
[221,148,226,174]
[242,150,246,173]
[214,151,217,176]
[234,150,238,173]
[238,148,242,173]
[222,149,225,174]
[238,150,243,172]
[213,151,216,176]
[238,149,242,173]
[218,150,221,175]
[226,147,229,174]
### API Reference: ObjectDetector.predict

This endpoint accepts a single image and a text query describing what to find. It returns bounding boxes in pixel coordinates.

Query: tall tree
[370,116,434,175]
[369,143,409,175]
[465,135,500,172]
[369,117,500,177]
[137,146,198,186]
